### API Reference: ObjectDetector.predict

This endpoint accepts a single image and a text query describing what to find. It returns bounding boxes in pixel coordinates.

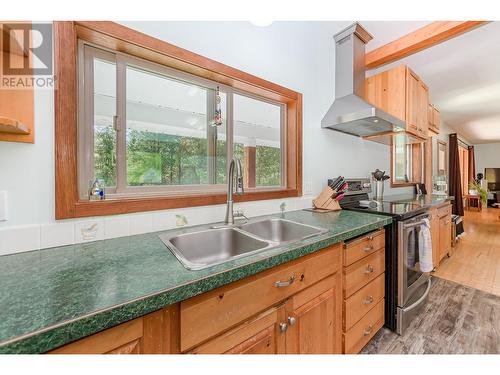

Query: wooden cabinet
[428,104,440,135]
[365,65,429,140]
[430,203,452,269]
[341,229,385,354]
[49,306,180,354]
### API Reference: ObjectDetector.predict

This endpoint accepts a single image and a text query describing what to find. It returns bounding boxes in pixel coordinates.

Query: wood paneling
[54,21,302,219]
[365,21,488,69]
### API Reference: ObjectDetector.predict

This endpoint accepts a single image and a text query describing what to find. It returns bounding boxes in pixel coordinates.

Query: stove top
[343,201,426,220]
[336,178,427,220]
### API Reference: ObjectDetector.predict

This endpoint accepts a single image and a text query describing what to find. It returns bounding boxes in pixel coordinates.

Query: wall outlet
[0,191,7,221]
[304,181,313,195]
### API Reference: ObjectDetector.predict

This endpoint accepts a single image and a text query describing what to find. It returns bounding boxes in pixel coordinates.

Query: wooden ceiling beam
[365,21,489,69]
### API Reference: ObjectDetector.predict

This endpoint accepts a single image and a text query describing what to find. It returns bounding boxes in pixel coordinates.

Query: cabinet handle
[445,221,449,225]
[275,274,295,288]
[364,265,374,274]
[367,235,374,241]
[363,325,373,336]
[363,245,374,252]
[362,296,374,305]
[279,322,288,333]
[288,316,297,326]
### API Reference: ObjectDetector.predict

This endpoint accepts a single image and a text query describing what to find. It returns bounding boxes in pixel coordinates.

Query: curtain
[449,134,464,216]
[468,146,476,184]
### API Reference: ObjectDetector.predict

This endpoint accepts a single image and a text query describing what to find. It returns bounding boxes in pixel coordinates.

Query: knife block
[312,186,342,211]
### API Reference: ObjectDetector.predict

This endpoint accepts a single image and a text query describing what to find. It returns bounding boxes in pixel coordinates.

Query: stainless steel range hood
[321,22,406,137]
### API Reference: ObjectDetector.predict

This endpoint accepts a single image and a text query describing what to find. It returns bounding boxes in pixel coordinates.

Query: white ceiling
[365,21,500,144]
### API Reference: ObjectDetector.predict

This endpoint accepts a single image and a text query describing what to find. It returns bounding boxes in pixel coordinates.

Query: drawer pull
[279,322,288,333]
[363,325,373,336]
[275,274,295,288]
[367,236,374,241]
[364,265,374,274]
[288,316,297,326]
[363,245,374,252]
[362,296,374,305]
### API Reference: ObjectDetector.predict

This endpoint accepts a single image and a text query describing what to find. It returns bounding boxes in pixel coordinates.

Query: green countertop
[0,209,391,353]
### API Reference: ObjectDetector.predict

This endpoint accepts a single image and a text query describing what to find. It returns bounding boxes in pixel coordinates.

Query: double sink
[159,218,328,270]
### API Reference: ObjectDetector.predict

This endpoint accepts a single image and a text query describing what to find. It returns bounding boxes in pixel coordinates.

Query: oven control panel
[344,178,372,195]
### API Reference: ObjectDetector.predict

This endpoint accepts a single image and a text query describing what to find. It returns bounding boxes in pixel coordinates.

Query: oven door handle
[403,219,428,229]
[403,279,432,312]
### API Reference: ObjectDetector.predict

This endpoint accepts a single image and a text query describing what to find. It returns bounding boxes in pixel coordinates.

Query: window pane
[125,66,226,186]
[393,134,409,183]
[93,58,117,187]
[233,94,282,188]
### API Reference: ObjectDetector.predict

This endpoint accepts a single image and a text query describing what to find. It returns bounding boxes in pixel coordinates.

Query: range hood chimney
[321,22,406,137]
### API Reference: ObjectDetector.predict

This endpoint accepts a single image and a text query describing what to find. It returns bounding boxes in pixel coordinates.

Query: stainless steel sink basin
[238,218,328,243]
[159,227,272,270]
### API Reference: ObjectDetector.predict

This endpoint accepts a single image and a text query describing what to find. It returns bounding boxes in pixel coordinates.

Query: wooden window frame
[390,140,425,188]
[54,21,302,219]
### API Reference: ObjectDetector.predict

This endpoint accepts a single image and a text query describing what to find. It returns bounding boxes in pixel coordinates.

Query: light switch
[0,191,7,221]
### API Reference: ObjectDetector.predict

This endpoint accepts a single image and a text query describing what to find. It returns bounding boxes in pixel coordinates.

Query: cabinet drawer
[343,299,384,354]
[344,273,385,331]
[180,244,341,352]
[343,229,384,266]
[437,204,452,218]
[343,249,385,298]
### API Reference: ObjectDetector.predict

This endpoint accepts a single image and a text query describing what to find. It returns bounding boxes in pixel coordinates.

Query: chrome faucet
[224,158,245,225]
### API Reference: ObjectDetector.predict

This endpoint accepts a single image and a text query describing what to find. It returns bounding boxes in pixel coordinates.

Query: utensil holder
[374,180,384,201]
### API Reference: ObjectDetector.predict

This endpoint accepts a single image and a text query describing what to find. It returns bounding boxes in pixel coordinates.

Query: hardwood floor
[362,277,500,354]
[433,207,500,296]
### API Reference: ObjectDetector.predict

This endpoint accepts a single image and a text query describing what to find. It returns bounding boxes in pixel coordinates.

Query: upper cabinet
[365,65,432,140]
[428,104,440,135]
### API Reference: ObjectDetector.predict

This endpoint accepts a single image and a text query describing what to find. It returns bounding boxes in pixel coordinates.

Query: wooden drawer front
[180,244,341,352]
[343,229,384,266]
[50,318,144,354]
[344,249,385,298]
[437,204,451,218]
[343,299,384,354]
[344,273,385,331]
[189,305,285,354]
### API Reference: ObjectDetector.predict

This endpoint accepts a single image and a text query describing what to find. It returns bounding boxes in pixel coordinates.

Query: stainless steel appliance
[321,23,406,137]
[396,213,432,335]
[338,178,431,335]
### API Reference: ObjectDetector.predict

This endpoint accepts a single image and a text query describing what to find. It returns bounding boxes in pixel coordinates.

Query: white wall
[475,142,500,175]
[0,21,412,255]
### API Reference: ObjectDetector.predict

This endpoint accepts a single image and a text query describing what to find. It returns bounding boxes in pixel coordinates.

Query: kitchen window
[54,21,302,219]
[78,44,286,199]
[391,134,425,185]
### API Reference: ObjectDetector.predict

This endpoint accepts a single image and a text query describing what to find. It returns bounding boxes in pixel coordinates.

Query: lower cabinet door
[284,274,342,354]
[189,305,287,354]
[439,216,451,261]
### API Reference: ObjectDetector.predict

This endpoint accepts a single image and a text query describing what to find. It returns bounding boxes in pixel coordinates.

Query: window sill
[71,189,301,218]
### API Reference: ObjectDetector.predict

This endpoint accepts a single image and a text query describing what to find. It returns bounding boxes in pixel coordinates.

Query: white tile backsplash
[130,213,153,235]
[104,216,131,239]
[0,196,314,255]
[75,219,104,243]
[0,225,41,255]
[41,222,75,249]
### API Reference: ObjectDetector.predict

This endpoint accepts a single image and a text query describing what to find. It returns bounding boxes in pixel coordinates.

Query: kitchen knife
[328,176,342,190]
[331,177,345,192]
[335,193,345,201]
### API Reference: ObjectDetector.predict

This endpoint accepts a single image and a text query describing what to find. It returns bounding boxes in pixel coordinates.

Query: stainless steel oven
[396,212,432,334]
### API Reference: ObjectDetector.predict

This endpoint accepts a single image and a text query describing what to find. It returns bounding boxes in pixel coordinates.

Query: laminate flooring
[361,277,500,354]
